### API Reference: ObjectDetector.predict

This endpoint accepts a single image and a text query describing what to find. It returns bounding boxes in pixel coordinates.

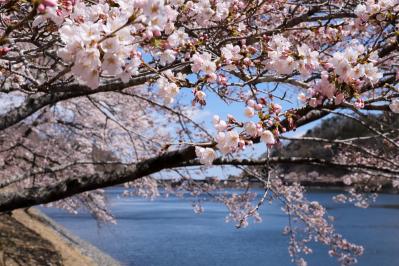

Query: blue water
[42,188,399,266]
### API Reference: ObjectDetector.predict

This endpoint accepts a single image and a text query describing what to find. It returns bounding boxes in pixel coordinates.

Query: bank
[0,208,120,266]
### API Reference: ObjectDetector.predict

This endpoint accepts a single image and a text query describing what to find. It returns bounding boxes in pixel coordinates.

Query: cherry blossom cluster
[123,177,160,200]
[52,0,179,88]
[157,76,179,104]
[191,51,219,83]
[265,35,320,77]
[355,0,398,23]
[183,0,237,27]
[2,1,399,265]
[298,44,382,108]
[37,0,58,13]
[202,112,276,160]
[276,181,364,266]
[333,188,378,209]
[217,191,262,228]
[328,44,381,85]
[195,146,216,166]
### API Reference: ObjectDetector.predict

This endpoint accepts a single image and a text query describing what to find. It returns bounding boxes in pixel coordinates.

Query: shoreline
[159,180,399,193]
[10,208,121,266]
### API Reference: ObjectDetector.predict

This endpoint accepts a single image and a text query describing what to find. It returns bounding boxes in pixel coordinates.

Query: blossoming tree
[1,0,399,265]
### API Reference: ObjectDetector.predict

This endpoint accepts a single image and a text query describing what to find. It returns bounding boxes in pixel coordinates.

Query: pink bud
[247,99,255,108]
[354,99,364,109]
[42,0,57,7]
[143,30,153,40]
[207,73,217,83]
[0,47,10,57]
[309,98,318,107]
[335,93,345,105]
[273,103,282,114]
[217,75,227,86]
[238,140,246,150]
[243,58,252,66]
[323,62,333,70]
[38,3,46,13]
[254,104,263,111]
[153,29,161,37]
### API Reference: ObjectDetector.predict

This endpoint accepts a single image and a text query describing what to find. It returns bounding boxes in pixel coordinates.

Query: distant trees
[0,0,399,265]
[264,113,399,186]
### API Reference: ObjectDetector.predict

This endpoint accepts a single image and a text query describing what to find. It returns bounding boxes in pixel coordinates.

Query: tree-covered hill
[238,112,399,187]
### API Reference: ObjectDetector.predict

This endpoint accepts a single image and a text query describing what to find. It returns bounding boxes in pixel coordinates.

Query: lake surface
[42,188,399,266]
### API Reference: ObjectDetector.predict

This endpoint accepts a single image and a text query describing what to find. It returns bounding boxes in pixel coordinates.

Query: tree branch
[2,149,398,212]
[0,145,196,212]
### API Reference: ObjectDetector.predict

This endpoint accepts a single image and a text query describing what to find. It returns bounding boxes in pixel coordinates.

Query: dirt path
[0,208,120,266]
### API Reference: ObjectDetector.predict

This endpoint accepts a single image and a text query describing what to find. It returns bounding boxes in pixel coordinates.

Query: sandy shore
[0,208,120,266]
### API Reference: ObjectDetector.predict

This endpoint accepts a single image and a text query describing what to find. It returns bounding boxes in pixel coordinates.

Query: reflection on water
[42,189,399,266]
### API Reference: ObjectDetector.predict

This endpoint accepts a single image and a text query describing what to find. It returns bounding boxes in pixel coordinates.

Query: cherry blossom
[216,130,240,154]
[195,146,216,165]
[191,52,217,75]
[221,44,243,63]
[244,122,259,137]
[389,100,399,113]
[244,106,255,118]
[2,1,399,265]
[297,44,319,77]
[157,77,180,104]
[260,130,275,145]
[213,117,228,132]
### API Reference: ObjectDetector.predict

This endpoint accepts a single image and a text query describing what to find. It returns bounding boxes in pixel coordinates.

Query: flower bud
[244,107,255,118]
[261,130,275,145]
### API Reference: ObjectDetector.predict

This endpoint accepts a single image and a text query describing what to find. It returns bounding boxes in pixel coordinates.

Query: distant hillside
[275,115,371,178]
[240,112,399,186]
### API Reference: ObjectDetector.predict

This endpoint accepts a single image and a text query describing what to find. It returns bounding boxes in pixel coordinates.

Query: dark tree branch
[1,148,398,212]
[0,145,197,212]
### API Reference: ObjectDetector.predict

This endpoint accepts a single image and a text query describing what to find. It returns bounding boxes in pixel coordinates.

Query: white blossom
[195,91,206,101]
[389,99,399,113]
[244,106,255,118]
[216,130,240,154]
[159,49,176,66]
[260,130,275,145]
[191,52,216,74]
[157,77,180,104]
[221,44,242,62]
[244,122,258,137]
[195,146,216,165]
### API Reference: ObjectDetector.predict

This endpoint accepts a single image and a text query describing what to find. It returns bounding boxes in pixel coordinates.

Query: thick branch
[0,146,196,212]
[1,149,397,212]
